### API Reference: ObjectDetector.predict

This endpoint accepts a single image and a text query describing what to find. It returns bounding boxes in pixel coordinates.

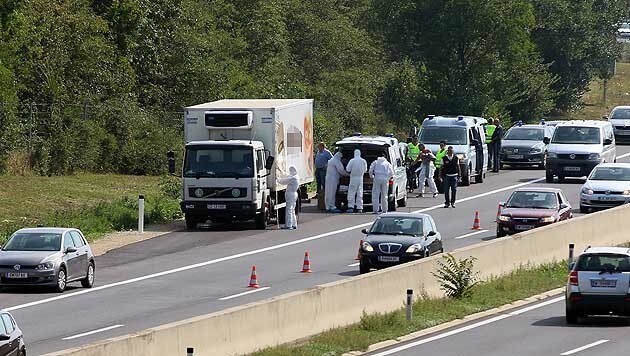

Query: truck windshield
[419,127,467,145]
[551,126,600,144]
[184,145,254,178]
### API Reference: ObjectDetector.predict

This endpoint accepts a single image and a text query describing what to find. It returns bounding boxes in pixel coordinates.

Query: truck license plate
[507,154,524,159]
[378,256,400,262]
[564,166,580,172]
[6,272,28,279]
[591,279,616,288]
[207,204,226,210]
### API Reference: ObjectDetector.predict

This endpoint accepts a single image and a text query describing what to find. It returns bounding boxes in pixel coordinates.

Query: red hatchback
[496,187,572,237]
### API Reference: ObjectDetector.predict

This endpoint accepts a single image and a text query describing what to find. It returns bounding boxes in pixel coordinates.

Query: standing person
[369,152,395,214]
[491,118,504,172]
[434,141,447,190]
[278,166,299,229]
[485,119,496,171]
[407,136,420,163]
[346,149,368,213]
[325,152,348,213]
[416,144,438,197]
[314,142,332,192]
[440,146,461,208]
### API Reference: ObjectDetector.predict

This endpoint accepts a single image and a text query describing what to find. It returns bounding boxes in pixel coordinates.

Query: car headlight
[361,241,374,252]
[540,216,555,223]
[35,262,54,270]
[581,187,594,195]
[498,215,511,222]
[588,153,600,160]
[405,243,423,253]
[547,152,557,158]
[456,153,466,160]
[530,147,543,154]
[623,190,630,196]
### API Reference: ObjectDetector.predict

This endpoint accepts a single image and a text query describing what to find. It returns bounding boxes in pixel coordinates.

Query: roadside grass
[0,174,182,244]
[249,261,567,356]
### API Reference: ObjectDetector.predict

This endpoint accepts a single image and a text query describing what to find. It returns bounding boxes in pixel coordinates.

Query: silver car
[580,163,630,213]
[0,228,95,292]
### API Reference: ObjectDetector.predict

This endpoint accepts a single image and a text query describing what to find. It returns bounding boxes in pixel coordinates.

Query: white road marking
[348,262,360,267]
[560,339,609,356]
[1,176,560,312]
[62,325,124,340]
[454,230,489,239]
[218,287,271,301]
[370,296,564,356]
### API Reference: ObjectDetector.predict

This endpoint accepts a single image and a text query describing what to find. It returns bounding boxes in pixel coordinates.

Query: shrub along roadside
[249,261,568,356]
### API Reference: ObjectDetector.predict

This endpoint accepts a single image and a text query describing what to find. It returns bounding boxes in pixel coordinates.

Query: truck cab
[419,115,488,186]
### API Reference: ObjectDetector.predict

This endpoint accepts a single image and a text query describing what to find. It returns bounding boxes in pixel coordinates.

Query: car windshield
[369,217,423,236]
[184,145,254,178]
[2,233,62,252]
[420,127,467,145]
[620,23,630,30]
[506,191,557,209]
[611,108,630,120]
[551,126,600,144]
[504,128,544,141]
[589,166,630,181]
[576,253,630,272]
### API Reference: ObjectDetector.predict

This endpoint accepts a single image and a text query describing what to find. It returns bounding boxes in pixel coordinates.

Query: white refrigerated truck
[177,99,315,229]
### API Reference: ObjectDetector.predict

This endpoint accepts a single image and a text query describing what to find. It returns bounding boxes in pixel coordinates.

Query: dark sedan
[500,123,554,169]
[359,213,443,273]
[0,310,25,356]
[496,187,572,237]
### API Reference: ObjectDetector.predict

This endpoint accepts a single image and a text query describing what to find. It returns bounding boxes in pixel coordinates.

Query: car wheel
[359,262,370,274]
[19,347,26,356]
[55,267,67,293]
[558,175,566,183]
[545,170,554,183]
[579,205,588,214]
[461,166,471,186]
[81,262,95,288]
[566,308,579,324]
[496,226,506,238]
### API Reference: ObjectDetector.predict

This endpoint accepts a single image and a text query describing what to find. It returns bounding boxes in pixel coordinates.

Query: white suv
[566,246,630,324]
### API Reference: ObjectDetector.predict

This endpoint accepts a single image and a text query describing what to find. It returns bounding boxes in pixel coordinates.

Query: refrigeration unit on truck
[175,99,315,229]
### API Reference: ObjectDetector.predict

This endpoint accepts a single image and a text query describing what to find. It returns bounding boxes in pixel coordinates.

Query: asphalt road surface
[3,146,630,355]
[365,294,630,356]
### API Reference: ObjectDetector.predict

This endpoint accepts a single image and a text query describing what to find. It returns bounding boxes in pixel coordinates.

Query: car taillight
[388,178,394,186]
[569,271,578,286]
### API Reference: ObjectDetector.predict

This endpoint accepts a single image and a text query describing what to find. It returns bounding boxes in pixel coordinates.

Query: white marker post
[138,195,145,233]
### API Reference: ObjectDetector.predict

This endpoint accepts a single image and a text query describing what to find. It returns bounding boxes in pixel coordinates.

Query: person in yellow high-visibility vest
[433,141,447,191]
[485,120,497,170]
[407,136,420,162]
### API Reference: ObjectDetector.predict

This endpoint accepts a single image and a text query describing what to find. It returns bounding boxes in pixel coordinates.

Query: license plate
[207,204,226,210]
[5,272,28,279]
[515,225,534,231]
[591,279,617,288]
[378,256,400,262]
[564,166,580,172]
[598,196,617,201]
[507,154,524,159]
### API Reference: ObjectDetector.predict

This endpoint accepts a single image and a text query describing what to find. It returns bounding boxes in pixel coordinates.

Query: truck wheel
[185,216,198,230]
[255,203,268,230]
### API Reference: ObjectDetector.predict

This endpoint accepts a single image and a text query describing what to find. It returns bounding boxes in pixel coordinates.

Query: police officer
[485,119,496,170]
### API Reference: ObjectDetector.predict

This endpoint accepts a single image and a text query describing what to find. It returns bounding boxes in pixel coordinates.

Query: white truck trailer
[176,99,315,229]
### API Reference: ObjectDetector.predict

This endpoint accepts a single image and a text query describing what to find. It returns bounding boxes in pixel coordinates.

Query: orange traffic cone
[355,240,363,261]
[248,265,260,288]
[471,211,481,230]
[494,204,502,222]
[301,251,312,273]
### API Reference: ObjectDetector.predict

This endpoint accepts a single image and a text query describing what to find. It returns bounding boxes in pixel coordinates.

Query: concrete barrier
[44,204,630,356]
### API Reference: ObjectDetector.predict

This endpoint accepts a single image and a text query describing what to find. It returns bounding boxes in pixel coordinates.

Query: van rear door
[576,253,630,295]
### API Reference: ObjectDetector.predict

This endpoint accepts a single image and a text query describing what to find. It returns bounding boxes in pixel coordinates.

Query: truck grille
[189,187,247,199]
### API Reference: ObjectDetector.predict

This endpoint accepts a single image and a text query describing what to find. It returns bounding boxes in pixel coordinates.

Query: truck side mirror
[167,150,176,175]
[265,156,275,170]
[543,137,550,145]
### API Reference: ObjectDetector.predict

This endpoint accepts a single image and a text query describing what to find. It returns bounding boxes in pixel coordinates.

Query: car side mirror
[427,231,437,237]
[602,115,609,120]
[361,228,369,234]
[0,334,9,341]
[499,201,506,207]
[265,156,275,170]
[543,137,550,145]
[65,247,77,254]
[604,138,613,145]
[559,203,568,210]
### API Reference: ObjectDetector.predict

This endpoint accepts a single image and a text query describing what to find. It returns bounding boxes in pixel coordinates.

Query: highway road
[366,294,630,356]
[2,146,630,355]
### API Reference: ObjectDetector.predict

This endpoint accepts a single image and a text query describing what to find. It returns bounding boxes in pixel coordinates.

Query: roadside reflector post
[406,289,413,321]
[138,195,145,233]
[187,347,194,356]
[568,243,575,270]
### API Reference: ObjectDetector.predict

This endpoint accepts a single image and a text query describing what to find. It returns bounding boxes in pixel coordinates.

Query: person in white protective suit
[278,166,300,229]
[415,144,438,198]
[325,152,348,213]
[369,153,395,214]
[345,149,368,213]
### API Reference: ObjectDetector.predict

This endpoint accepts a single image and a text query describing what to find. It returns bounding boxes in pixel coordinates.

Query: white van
[544,120,616,183]
[605,106,630,142]
[419,115,488,186]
